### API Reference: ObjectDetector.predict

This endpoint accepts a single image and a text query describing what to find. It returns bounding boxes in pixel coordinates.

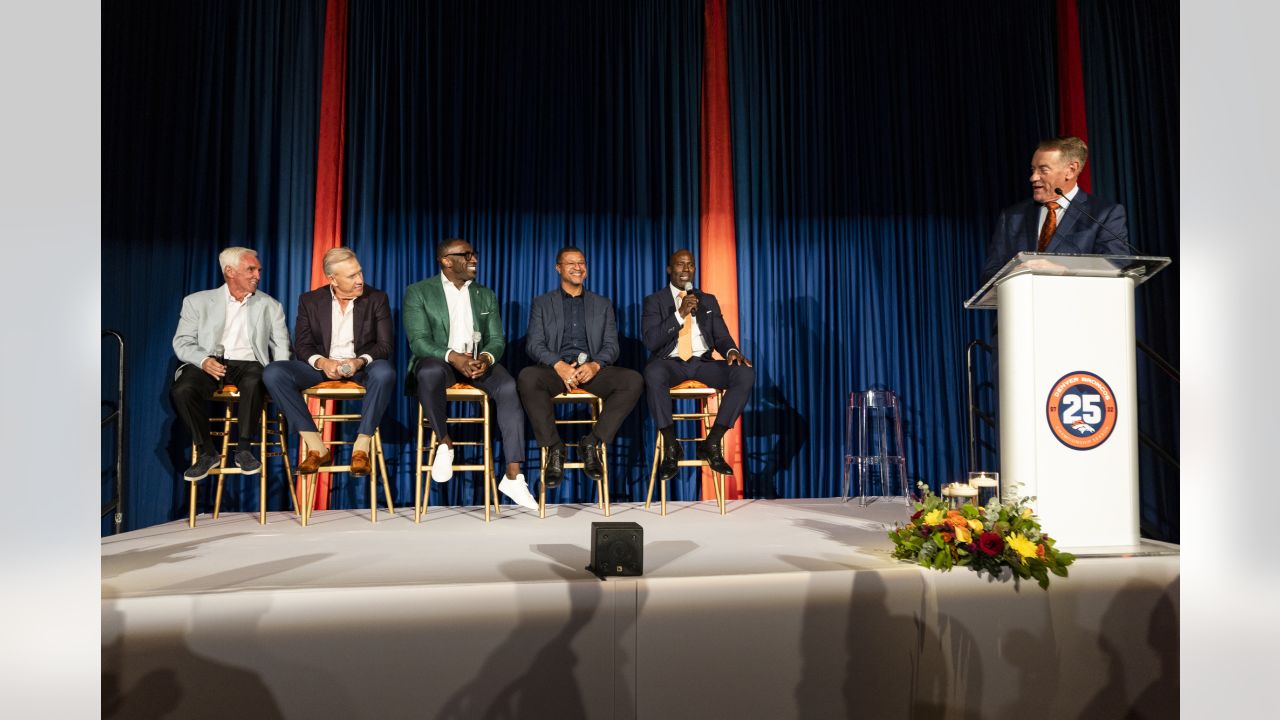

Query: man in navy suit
[981,136,1130,285]
[517,247,643,488]
[263,247,395,477]
[641,249,754,482]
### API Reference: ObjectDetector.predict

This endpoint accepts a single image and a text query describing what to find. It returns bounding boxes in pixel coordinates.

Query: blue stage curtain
[102,0,326,530]
[102,0,1179,534]
[1079,0,1180,542]
[341,0,703,509]
[725,1,1059,499]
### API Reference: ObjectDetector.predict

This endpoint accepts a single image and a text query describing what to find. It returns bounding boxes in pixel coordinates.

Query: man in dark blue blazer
[517,247,643,488]
[980,136,1130,285]
[263,247,395,477]
[641,249,754,482]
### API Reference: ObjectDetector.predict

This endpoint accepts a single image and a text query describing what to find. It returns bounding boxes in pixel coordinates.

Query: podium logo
[1046,371,1117,450]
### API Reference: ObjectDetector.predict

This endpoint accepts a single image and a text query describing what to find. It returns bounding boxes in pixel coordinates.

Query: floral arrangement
[888,482,1075,589]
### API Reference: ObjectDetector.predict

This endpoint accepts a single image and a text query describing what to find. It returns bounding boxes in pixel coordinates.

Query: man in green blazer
[403,237,537,510]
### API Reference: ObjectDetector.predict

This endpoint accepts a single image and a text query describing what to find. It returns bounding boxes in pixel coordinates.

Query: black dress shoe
[657,439,682,483]
[697,441,734,475]
[581,440,605,482]
[543,445,566,489]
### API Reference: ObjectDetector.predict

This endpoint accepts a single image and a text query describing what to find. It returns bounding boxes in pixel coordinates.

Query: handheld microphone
[211,345,226,389]
[471,332,482,360]
[1054,187,1145,256]
[576,352,589,367]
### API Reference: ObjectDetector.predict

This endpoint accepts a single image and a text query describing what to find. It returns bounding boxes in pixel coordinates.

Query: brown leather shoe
[297,449,332,475]
[350,450,372,477]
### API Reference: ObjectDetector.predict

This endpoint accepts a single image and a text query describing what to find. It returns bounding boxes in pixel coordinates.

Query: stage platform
[103,498,1178,719]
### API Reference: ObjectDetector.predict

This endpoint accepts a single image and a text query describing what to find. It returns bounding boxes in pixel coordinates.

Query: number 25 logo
[1046,371,1117,450]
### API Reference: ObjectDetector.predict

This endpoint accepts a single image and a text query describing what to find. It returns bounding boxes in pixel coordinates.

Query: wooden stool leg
[483,400,493,522]
[259,408,269,525]
[278,414,299,515]
[212,403,233,519]
[376,430,393,515]
[415,407,425,522]
[600,444,611,517]
[645,437,661,509]
[538,446,547,519]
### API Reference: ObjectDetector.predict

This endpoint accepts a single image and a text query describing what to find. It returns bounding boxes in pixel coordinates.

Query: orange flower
[1036,544,1045,558]
[940,532,954,543]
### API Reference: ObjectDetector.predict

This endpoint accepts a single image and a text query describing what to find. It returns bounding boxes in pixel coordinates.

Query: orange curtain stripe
[300,0,348,509]
[699,0,744,498]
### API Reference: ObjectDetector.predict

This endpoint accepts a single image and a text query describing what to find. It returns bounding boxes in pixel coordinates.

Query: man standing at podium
[981,136,1130,284]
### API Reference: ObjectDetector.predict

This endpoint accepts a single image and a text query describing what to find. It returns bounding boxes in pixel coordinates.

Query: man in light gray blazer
[517,247,643,489]
[171,247,291,481]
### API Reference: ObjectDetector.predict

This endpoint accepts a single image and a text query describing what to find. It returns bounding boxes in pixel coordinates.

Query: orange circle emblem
[1046,371,1118,450]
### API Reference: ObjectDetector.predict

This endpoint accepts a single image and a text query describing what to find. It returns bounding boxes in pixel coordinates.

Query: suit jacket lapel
[553,290,567,353]
[1055,191,1086,241]
[352,293,367,348]
[1023,202,1042,252]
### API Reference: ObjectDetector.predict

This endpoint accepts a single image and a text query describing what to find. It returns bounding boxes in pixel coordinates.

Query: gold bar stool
[415,383,500,523]
[644,380,729,516]
[298,380,393,526]
[188,386,299,527]
[537,388,611,518]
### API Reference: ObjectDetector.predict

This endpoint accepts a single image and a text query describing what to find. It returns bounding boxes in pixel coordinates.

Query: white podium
[966,252,1170,548]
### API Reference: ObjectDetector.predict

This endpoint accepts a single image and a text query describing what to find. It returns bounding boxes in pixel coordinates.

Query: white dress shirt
[308,290,374,369]
[220,285,256,361]
[667,284,708,358]
[441,275,477,359]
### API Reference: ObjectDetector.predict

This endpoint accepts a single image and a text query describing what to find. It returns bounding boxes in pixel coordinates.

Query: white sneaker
[431,443,454,483]
[498,474,539,511]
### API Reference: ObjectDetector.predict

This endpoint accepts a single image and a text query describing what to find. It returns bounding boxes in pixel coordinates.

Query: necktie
[1037,201,1060,252]
[676,292,693,361]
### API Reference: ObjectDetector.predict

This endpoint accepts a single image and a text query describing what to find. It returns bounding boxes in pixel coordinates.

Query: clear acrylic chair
[842,389,909,506]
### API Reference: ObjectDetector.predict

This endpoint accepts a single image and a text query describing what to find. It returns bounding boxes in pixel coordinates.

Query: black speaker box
[587,521,643,579]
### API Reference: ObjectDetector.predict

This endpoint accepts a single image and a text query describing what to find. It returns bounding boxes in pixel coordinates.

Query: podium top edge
[964,253,1172,309]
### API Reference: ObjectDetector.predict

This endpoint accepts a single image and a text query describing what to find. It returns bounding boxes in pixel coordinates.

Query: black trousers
[414,357,526,465]
[517,365,644,447]
[643,356,755,429]
[171,360,265,454]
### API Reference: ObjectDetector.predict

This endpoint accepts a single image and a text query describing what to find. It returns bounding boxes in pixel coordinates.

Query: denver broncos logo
[1046,371,1117,450]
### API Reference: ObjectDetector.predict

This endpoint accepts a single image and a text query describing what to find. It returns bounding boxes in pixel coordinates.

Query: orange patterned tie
[1037,201,1059,252]
[676,292,693,361]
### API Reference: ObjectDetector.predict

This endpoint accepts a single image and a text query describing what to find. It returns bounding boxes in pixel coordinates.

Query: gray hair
[323,246,359,276]
[219,246,258,273]
[1037,136,1089,169]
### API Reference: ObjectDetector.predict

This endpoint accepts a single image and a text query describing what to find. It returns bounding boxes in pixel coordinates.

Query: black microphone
[1054,187,1145,256]
[211,345,226,389]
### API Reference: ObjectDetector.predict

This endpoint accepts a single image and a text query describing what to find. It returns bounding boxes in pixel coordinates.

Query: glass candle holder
[941,482,978,510]
[968,472,1000,506]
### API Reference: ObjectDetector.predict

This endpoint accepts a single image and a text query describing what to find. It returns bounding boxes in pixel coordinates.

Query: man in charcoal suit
[517,246,644,488]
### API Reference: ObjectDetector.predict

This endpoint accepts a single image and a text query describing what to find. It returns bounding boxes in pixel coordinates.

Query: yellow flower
[923,508,944,526]
[954,524,972,543]
[1021,507,1033,520]
[1006,533,1037,561]
[967,518,984,532]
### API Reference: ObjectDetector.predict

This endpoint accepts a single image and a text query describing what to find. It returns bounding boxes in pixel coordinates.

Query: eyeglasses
[445,250,478,261]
